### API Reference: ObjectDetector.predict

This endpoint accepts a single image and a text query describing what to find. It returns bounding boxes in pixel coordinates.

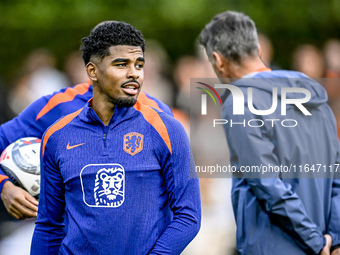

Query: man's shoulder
[35,81,92,121]
[138,92,173,116]
[253,70,308,78]
[133,102,186,154]
[42,108,83,149]
[49,107,83,130]
[134,101,179,130]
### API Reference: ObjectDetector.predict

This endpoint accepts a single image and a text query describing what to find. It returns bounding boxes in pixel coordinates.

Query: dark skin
[86,45,144,125]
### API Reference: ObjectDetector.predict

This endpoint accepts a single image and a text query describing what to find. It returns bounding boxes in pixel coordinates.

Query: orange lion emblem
[123,132,144,156]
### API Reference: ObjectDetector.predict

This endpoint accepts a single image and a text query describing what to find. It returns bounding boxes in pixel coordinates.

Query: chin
[113,97,137,107]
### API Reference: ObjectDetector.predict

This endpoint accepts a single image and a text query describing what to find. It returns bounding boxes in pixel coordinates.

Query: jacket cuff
[330,232,340,248]
[318,236,326,254]
[0,178,10,195]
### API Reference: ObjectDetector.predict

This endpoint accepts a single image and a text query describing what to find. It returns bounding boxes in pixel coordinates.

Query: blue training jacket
[30,99,200,254]
[223,70,340,254]
[0,81,173,192]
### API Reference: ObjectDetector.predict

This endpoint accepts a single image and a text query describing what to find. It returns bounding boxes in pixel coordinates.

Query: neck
[92,89,115,126]
[228,57,269,79]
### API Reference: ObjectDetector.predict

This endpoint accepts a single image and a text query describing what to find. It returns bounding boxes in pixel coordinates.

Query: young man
[30,21,201,254]
[199,11,340,255]
[0,69,173,221]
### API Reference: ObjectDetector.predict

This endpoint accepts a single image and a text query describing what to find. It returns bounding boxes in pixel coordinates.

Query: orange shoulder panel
[137,92,163,112]
[36,82,90,120]
[134,101,172,154]
[42,108,82,157]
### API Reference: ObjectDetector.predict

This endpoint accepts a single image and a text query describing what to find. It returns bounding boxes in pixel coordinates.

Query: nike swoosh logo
[67,142,85,150]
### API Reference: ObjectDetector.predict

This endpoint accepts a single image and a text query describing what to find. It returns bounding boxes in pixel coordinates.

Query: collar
[242,67,272,78]
[79,98,134,127]
[221,67,272,101]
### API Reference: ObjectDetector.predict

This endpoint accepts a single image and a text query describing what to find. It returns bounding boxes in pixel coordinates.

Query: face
[88,45,145,107]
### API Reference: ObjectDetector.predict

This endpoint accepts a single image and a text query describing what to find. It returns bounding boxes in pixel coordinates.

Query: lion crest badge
[123,132,144,156]
[80,163,125,208]
[94,166,124,207]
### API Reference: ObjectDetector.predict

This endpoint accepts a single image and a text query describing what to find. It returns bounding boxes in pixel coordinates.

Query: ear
[86,62,98,82]
[212,51,227,75]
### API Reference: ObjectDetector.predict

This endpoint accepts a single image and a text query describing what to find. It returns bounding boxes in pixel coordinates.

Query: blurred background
[1,0,340,254]
[2,0,340,81]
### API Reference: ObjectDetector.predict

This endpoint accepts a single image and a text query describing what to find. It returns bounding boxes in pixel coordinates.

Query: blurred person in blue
[199,10,340,255]
[30,20,200,254]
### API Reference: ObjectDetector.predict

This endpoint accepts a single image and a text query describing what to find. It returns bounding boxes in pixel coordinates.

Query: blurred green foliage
[1,0,340,83]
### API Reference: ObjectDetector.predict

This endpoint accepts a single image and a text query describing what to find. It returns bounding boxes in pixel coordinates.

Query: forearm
[150,173,201,255]
[246,177,324,254]
[226,116,324,253]
[0,127,11,194]
[0,104,40,195]
[154,157,201,254]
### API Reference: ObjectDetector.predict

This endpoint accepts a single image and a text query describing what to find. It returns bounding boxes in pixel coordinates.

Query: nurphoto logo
[214,84,311,116]
[196,82,312,128]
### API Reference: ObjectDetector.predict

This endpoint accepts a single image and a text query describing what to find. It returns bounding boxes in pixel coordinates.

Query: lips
[121,82,139,95]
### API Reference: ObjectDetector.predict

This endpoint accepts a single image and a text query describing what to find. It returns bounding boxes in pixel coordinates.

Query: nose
[127,66,139,80]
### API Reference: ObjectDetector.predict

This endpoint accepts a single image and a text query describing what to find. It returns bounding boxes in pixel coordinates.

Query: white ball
[0,137,41,197]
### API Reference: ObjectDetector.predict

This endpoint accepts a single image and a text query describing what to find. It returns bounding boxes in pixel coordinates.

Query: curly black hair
[80,21,146,64]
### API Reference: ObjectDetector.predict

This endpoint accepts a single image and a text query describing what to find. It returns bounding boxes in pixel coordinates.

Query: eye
[116,63,127,67]
[136,63,144,69]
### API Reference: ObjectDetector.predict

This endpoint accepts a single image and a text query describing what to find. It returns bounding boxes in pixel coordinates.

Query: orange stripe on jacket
[137,92,163,112]
[0,175,9,183]
[36,82,90,120]
[134,101,172,154]
[42,108,82,157]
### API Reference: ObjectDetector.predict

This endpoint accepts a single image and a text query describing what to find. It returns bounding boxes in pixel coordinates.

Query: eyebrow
[112,57,145,63]
[137,57,145,63]
[112,58,130,63]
